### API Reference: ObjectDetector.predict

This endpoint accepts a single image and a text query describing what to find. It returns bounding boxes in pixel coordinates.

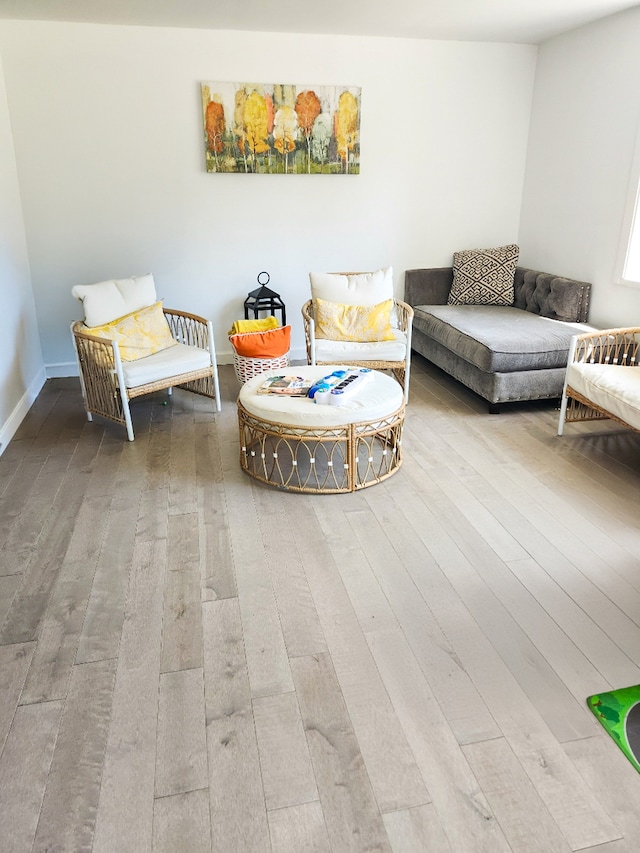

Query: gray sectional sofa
[405,267,593,412]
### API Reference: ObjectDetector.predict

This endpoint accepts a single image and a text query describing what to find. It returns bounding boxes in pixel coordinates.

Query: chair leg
[213,368,222,412]
[113,345,135,441]
[71,322,94,424]
[403,364,410,404]
[207,320,222,412]
[557,392,568,436]
[309,319,317,365]
[558,335,576,437]
[404,325,412,404]
[213,372,222,412]
[123,403,135,441]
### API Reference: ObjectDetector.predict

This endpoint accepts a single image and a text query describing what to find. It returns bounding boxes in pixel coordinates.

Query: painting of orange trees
[201,82,361,174]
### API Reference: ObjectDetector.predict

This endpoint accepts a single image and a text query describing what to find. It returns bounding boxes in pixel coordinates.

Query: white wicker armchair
[71,275,221,441]
[302,268,414,402]
[558,327,640,435]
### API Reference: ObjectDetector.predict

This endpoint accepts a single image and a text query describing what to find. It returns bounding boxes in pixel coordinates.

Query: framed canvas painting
[201,82,361,175]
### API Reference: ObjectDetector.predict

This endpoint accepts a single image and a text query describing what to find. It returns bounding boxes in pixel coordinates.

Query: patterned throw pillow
[314,298,395,342]
[85,301,177,361]
[448,244,519,306]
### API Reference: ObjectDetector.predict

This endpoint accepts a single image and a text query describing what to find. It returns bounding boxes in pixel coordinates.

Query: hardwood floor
[1,356,640,852]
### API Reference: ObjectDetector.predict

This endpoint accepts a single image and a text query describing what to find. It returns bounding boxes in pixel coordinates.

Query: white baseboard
[0,366,47,456]
[46,361,79,378]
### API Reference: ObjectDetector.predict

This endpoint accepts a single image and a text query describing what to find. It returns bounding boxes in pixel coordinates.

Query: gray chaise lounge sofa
[405,267,592,412]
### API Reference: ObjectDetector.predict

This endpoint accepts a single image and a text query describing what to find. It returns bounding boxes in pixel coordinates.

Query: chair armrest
[72,320,113,345]
[404,268,453,306]
[72,321,118,368]
[163,308,210,349]
[301,299,314,364]
[394,299,414,333]
[571,327,640,366]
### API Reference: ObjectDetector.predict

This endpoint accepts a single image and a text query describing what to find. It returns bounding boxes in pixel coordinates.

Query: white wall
[0,21,536,370]
[0,52,44,452]
[519,6,640,327]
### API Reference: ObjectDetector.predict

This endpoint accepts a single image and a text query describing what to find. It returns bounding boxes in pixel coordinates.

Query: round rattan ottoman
[237,365,405,493]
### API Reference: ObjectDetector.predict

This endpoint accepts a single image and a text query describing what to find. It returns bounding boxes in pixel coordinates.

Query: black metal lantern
[244,272,286,326]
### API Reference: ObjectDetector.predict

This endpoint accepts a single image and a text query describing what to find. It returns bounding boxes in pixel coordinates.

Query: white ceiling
[0,0,638,44]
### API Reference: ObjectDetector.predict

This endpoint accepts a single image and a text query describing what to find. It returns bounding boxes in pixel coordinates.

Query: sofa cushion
[567,362,640,431]
[448,244,518,306]
[413,304,590,372]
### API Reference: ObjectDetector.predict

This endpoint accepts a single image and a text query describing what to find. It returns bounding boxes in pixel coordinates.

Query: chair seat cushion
[314,328,407,363]
[567,362,640,431]
[122,342,212,388]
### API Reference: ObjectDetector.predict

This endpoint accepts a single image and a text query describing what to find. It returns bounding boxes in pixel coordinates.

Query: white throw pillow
[309,267,394,306]
[72,273,157,327]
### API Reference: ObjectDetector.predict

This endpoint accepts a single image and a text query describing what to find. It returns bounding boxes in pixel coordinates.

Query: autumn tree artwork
[201,82,361,175]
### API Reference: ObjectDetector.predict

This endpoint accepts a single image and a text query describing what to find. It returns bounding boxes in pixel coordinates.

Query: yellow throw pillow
[86,301,177,361]
[314,298,395,342]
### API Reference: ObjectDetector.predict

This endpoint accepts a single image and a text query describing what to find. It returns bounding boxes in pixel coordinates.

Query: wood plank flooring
[1,355,640,852]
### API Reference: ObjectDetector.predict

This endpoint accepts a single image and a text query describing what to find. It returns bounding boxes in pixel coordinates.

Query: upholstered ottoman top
[239,365,404,427]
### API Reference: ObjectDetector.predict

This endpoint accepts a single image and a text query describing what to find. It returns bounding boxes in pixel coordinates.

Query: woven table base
[237,401,404,493]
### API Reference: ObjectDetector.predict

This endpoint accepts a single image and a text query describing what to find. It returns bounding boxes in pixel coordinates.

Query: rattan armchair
[71,277,221,440]
[302,269,414,402]
[557,327,640,435]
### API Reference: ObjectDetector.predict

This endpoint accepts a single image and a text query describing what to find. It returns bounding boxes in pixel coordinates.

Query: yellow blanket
[228,316,279,336]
